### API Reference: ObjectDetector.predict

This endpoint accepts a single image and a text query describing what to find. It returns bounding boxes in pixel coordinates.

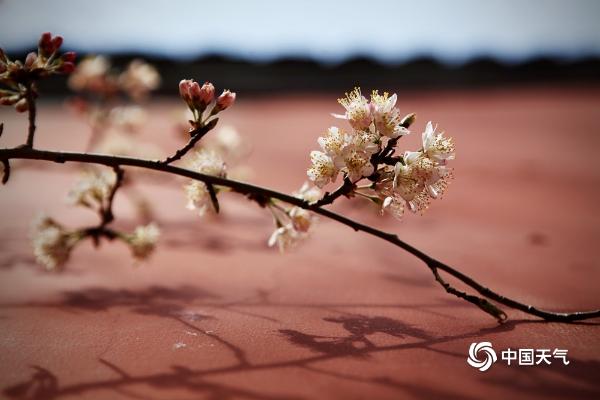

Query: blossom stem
[313,177,354,207]
[101,165,124,227]
[1,145,599,323]
[161,118,218,164]
[25,83,37,148]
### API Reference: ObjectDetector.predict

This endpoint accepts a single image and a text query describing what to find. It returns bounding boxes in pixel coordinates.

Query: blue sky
[1,0,599,64]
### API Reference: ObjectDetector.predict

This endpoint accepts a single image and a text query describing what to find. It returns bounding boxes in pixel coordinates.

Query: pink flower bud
[62,52,76,62]
[51,35,63,51]
[38,32,53,56]
[189,81,202,103]
[58,61,75,74]
[15,98,29,113]
[39,32,52,47]
[216,90,236,111]
[24,52,37,69]
[179,79,193,102]
[199,82,215,105]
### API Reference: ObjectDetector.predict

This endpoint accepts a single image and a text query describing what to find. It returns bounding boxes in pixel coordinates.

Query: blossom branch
[1,145,599,323]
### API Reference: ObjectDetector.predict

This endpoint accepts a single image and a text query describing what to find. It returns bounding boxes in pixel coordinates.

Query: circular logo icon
[467,342,497,372]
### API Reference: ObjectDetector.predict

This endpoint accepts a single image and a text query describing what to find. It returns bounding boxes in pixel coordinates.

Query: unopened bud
[38,32,53,56]
[24,52,37,69]
[179,79,195,106]
[62,51,76,62]
[215,90,236,112]
[51,35,63,51]
[199,82,215,106]
[189,81,202,103]
[58,61,75,74]
[15,98,29,113]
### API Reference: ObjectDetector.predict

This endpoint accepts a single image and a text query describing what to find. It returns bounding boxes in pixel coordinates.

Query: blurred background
[1,1,600,399]
[1,0,600,93]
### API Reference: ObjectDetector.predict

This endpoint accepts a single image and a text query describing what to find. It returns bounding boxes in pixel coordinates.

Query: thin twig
[25,83,37,148]
[1,146,598,322]
[161,118,218,164]
[313,177,354,207]
[101,165,125,227]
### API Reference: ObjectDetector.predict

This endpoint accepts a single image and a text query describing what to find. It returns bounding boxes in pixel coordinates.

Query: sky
[1,0,599,65]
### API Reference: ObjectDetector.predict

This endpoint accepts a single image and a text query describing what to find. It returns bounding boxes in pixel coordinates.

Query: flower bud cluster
[179,79,235,128]
[1,32,75,112]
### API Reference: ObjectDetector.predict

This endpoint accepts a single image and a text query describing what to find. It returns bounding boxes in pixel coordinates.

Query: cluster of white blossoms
[307,87,455,220]
[68,56,160,100]
[267,183,321,252]
[308,88,410,188]
[184,150,227,216]
[31,215,79,270]
[67,170,115,209]
[30,169,162,270]
[126,223,160,260]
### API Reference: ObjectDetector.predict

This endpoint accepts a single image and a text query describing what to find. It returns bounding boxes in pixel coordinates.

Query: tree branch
[1,145,598,322]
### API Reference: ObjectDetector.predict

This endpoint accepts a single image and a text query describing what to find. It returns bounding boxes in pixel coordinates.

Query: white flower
[381,194,406,220]
[307,151,338,188]
[31,215,76,270]
[351,129,381,156]
[335,88,372,130]
[289,207,315,233]
[267,224,300,253]
[370,90,410,138]
[184,181,212,216]
[128,223,160,260]
[68,55,110,92]
[118,59,160,100]
[335,145,374,182]
[188,149,226,177]
[422,121,455,163]
[293,182,322,204]
[108,106,147,132]
[67,170,115,209]
[184,150,226,216]
[392,151,453,213]
[317,126,349,160]
[207,125,247,161]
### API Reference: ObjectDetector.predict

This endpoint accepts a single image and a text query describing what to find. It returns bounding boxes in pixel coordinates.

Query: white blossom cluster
[308,88,409,187]
[183,126,251,216]
[68,56,160,100]
[267,183,321,252]
[307,87,455,220]
[126,223,161,260]
[184,149,227,216]
[31,215,78,270]
[30,170,162,270]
